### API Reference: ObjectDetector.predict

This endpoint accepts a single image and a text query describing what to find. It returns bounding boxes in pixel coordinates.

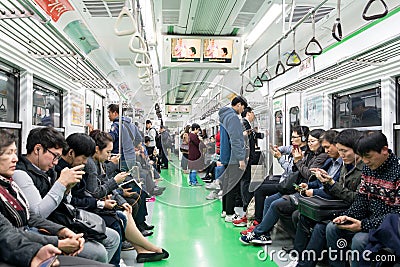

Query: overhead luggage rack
[0,0,112,90]
[277,34,400,92]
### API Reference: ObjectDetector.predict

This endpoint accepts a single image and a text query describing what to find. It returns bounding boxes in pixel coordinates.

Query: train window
[96,109,102,130]
[333,88,381,128]
[32,82,62,128]
[274,110,283,146]
[0,70,18,123]
[86,105,92,124]
[289,106,300,134]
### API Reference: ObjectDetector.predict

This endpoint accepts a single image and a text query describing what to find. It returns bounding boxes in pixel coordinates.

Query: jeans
[326,222,369,267]
[253,193,283,237]
[240,163,253,212]
[189,170,198,184]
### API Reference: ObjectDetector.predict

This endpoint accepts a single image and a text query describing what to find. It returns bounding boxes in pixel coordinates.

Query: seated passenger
[326,131,400,267]
[287,129,364,267]
[240,129,328,245]
[0,212,113,267]
[0,129,85,259]
[12,127,119,263]
[85,130,169,264]
[240,126,310,235]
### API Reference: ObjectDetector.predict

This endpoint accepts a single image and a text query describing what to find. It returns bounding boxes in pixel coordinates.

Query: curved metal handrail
[305,12,323,56]
[114,6,137,36]
[129,33,147,54]
[362,0,388,21]
[286,31,301,66]
[332,0,342,42]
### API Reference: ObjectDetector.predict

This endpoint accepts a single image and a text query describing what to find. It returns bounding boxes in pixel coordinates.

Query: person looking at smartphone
[326,131,400,267]
[12,128,118,263]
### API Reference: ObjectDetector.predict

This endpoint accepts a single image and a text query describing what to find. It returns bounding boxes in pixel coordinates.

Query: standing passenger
[219,96,247,222]
[188,123,203,186]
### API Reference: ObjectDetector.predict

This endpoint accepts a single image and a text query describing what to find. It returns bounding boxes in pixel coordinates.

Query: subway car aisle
[141,162,278,267]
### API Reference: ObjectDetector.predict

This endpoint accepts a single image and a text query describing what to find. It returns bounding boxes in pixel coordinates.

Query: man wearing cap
[218,96,248,222]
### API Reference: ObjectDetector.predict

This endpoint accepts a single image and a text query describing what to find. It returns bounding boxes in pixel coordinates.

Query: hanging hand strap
[305,12,323,55]
[133,53,152,68]
[332,0,342,42]
[286,31,301,66]
[129,33,147,54]
[261,54,271,81]
[276,42,285,76]
[114,6,137,36]
[245,82,255,92]
[362,0,388,21]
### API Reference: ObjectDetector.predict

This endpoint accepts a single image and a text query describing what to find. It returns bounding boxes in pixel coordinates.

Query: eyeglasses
[47,149,62,162]
[291,136,301,139]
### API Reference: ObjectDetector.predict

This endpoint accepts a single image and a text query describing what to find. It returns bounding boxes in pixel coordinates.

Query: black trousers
[254,179,279,222]
[240,163,253,212]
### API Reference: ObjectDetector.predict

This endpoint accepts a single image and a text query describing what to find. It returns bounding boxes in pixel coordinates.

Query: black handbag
[49,203,107,241]
[298,195,350,222]
[276,171,301,195]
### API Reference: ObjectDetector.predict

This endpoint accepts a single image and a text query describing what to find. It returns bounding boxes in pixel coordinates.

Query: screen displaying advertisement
[166,105,192,114]
[171,38,201,62]
[203,39,233,63]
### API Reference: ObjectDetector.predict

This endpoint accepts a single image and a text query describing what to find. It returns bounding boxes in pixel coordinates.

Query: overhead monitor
[166,104,192,114]
[170,38,201,62]
[203,39,233,63]
[162,36,242,69]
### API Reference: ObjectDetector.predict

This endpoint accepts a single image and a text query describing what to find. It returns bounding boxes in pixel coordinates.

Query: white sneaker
[220,211,226,218]
[225,214,240,223]
[205,181,220,190]
[206,190,219,200]
[283,259,298,267]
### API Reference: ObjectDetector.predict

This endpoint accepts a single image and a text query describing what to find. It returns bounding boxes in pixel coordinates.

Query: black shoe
[140,222,155,231]
[282,246,295,254]
[140,229,154,237]
[121,241,135,251]
[136,252,164,263]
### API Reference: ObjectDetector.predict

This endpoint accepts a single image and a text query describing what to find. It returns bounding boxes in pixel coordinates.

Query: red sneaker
[240,220,259,235]
[233,216,247,227]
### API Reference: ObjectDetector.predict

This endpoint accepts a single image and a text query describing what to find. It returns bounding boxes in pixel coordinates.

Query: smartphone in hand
[334,220,352,225]
[39,256,58,267]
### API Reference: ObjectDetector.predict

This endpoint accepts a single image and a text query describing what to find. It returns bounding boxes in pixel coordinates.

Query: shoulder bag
[298,195,350,222]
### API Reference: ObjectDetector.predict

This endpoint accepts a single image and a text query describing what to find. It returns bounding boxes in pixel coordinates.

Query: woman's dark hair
[89,130,113,151]
[334,129,361,151]
[0,129,17,155]
[191,123,201,131]
[26,127,67,154]
[189,46,196,55]
[221,47,228,55]
[356,131,388,156]
[64,133,95,157]
[308,129,325,154]
[319,130,339,144]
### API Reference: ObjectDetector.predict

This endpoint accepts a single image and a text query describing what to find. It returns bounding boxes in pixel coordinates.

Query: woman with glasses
[240,129,328,246]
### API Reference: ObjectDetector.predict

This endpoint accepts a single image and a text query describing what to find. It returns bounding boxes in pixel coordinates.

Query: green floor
[144,161,277,267]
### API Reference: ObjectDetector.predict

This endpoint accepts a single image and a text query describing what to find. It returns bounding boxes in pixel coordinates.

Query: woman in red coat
[188,123,203,186]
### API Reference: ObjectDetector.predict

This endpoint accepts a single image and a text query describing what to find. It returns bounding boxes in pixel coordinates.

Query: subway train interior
[0,0,400,266]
